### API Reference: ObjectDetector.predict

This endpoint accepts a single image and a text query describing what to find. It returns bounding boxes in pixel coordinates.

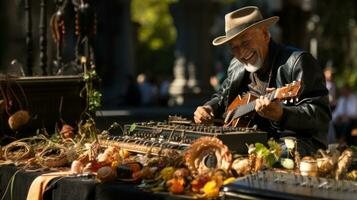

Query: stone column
[169,0,217,106]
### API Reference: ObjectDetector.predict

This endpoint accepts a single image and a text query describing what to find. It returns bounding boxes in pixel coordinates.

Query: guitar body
[224,93,257,127]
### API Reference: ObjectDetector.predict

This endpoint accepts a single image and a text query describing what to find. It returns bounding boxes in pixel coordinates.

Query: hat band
[226,19,261,38]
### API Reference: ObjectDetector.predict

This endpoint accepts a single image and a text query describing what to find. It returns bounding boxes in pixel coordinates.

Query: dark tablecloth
[0,164,188,200]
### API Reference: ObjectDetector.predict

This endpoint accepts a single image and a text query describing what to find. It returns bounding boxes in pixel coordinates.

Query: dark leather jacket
[205,40,331,146]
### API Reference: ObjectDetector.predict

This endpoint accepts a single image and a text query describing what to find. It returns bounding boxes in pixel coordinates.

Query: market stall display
[0,116,357,199]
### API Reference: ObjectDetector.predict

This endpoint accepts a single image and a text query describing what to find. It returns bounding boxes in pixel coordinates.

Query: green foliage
[131,0,176,76]
[265,153,278,168]
[254,140,282,168]
[131,0,177,49]
[316,1,357,88]
[254,143,274,168]
[335,67,357,89]
[254,143,270,157]
[88,90,102,112]
[80,60,102,113]
[129,123,137,133]
[268,139,282,160]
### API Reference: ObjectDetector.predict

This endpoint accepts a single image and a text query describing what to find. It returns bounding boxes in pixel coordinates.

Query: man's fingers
[194,106,214,124]
[200,106,214,119]
[256,96,267,108]
[257,96,271,108]
[203,105,214,117]
[255,98,263,112]
[256,96,273,117]
[266,87,276,92]
[262,96,270,106]
[194,115,202,124]
[198,109,211,120]
[255,96,284,121]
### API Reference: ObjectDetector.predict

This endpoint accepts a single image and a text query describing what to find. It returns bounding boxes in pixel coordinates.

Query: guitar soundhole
[204,152,217,168]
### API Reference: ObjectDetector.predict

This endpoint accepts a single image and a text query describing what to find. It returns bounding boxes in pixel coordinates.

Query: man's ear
[258,26,270,42]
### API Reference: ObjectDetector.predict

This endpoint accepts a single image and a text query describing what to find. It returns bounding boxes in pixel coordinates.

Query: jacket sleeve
[275,52,331,143]
[204,59,238,117]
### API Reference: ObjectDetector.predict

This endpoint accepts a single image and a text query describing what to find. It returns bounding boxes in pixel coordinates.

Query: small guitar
[224,80,302,127]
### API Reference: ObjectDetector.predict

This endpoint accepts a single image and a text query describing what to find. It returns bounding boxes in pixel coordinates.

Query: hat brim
[212,16,279,46]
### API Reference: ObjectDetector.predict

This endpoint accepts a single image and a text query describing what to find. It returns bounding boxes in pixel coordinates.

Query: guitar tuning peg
[290,99,294,103]
[296,97,299,102]
[283,100,288,104]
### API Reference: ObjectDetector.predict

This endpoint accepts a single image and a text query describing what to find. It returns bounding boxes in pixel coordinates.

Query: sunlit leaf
[254,143,269,157]
[129,123,137,133]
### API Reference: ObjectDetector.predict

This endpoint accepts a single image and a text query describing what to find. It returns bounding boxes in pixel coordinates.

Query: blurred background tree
[131,0,177,78]
[316,0,357,88]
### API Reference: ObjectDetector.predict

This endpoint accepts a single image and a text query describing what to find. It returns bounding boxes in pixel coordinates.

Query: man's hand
[255,96,283,121]
[194,105,214,125]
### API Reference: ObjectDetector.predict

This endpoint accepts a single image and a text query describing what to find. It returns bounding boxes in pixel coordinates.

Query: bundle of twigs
[3,141,33,161]
[37,145,71,168]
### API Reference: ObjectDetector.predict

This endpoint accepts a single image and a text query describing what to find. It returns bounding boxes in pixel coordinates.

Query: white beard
[244,57,263,73]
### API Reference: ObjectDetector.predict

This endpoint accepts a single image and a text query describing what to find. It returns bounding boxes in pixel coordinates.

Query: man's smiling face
[229,27,270,72]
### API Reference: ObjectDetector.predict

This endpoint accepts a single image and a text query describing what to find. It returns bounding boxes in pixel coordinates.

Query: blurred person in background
[324,64,337,111]
[158,77,171,106]
[323,64,338,144]
[137,73,157,106]
[193,6,331,155]
[332,84,357,145]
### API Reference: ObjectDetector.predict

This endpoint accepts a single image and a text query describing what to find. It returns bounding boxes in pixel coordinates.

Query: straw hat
[212,6,279,46]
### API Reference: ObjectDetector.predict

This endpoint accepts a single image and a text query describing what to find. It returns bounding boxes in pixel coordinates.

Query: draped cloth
[26,171,71,200]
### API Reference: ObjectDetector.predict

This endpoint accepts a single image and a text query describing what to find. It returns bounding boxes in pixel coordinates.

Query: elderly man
[194,6,331,153]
